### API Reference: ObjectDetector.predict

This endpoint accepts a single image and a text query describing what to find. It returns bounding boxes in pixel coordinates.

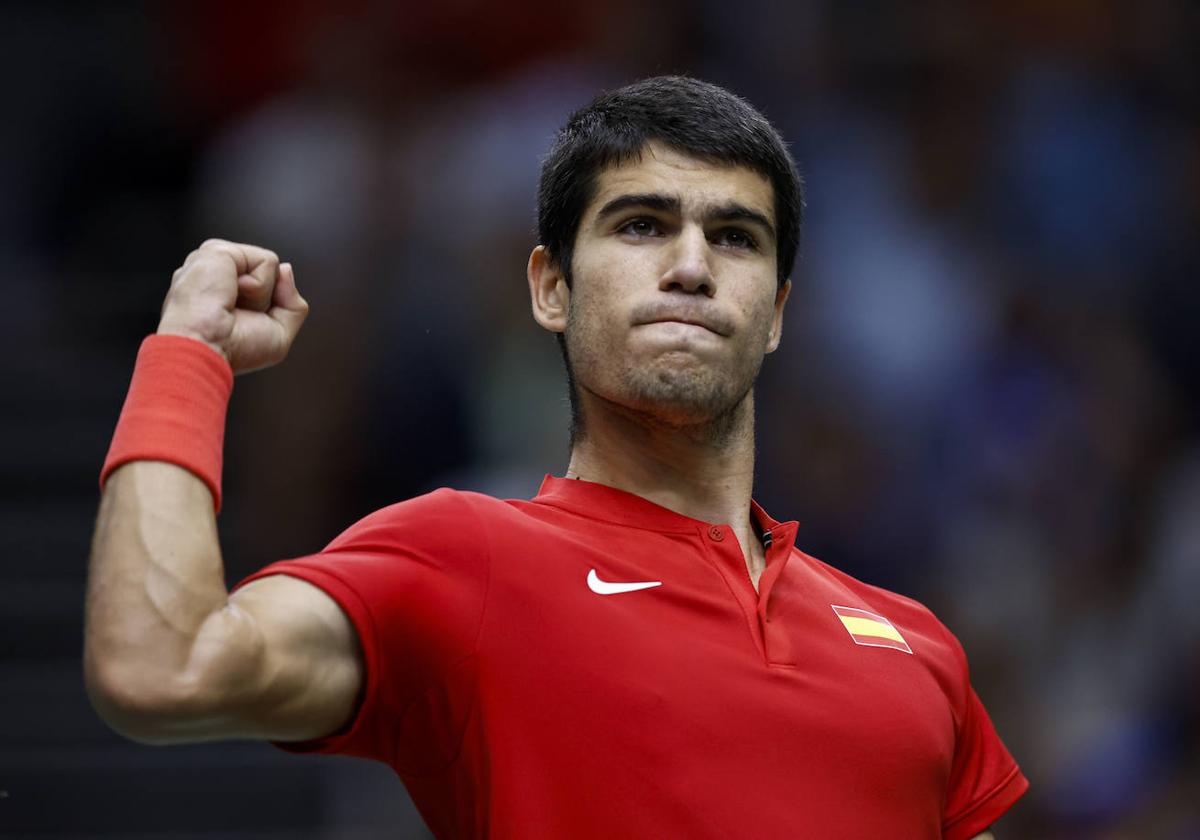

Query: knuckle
[191,253,224,269]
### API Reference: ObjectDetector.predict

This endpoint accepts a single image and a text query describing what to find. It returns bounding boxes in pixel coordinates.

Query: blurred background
[2,0,1197,837]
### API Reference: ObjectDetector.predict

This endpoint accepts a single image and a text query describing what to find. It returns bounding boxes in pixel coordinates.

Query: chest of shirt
[464,521,957,793]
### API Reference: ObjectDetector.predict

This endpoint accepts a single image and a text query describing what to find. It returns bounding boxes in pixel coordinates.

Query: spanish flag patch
[831,605,913,654]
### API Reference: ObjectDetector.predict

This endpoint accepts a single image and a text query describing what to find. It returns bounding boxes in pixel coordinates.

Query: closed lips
[631,305,732,336]
[646,317,718,333]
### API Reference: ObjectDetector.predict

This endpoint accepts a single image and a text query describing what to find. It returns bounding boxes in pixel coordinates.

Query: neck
[565,391,758,529]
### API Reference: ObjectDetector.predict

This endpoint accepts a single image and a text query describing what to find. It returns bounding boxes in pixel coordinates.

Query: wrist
[155,324,230,366]
[100,334,234,512]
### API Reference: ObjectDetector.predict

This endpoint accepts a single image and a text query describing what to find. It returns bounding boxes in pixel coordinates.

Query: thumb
[240,251,282,312]
[268,263,309,340]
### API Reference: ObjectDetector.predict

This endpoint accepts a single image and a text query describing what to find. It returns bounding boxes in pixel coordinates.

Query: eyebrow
[595,193,680,220]
[594,192,777,243]
[708,202,777,243]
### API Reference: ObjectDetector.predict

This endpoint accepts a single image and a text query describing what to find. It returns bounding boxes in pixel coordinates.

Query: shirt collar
[534,474,793,538]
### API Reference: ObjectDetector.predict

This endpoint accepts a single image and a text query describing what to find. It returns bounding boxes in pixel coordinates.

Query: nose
[659,225,714,296]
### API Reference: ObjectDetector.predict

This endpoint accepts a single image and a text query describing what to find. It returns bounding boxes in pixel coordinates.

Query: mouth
[642,318,721,335]
[635,312,731,337]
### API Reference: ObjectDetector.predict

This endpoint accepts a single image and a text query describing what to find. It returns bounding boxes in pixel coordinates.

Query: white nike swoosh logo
[587,569,663,595]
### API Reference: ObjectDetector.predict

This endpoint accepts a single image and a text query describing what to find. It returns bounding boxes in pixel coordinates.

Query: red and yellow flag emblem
[831,605,912,654]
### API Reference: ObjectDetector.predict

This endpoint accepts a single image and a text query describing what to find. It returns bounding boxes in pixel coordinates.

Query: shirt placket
[699,520,801,667]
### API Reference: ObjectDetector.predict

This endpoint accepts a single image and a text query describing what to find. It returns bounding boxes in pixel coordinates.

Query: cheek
[756,299,780,340]
[567,262,633,345]
[565,282,621,372]
[575,249,634,297]
[569,282,612,335]
[733,290,777,340]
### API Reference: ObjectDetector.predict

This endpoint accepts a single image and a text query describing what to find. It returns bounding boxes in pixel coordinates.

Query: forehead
[586,142,775,224]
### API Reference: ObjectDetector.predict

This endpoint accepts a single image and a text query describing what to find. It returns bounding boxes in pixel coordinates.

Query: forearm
[84,460,231,734]
[85,241,311,743]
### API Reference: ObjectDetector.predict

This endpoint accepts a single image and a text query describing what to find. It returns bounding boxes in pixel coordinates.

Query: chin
[624,365,746,426]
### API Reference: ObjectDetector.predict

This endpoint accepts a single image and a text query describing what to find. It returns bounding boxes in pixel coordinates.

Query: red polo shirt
[236,476,1027,838]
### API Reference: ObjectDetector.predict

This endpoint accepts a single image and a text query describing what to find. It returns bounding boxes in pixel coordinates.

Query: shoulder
[325,487,529,549]
[800,551,970,686]
[802,552,957,637]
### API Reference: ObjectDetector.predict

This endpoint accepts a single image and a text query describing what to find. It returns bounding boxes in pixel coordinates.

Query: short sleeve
[942,678,1030,839]
[231,488,490,774]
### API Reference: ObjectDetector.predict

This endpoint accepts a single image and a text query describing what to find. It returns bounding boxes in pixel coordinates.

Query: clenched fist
[157,239,309,374]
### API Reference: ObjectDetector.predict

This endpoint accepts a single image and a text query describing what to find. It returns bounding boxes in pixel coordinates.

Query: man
[86,77,1026,838]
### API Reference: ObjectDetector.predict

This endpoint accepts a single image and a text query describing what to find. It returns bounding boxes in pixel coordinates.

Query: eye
[713,228,757,250]
[618,218,662,238]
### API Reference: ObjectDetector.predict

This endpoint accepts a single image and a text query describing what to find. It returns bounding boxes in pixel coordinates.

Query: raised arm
[84,240,362,745]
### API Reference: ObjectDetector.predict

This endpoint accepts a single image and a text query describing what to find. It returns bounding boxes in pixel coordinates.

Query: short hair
[537,75,803,288]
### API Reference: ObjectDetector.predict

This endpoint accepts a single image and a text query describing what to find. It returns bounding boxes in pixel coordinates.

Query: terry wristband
[100,334,234,513]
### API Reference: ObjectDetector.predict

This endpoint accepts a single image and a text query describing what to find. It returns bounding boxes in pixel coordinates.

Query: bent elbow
[83,654,197,745]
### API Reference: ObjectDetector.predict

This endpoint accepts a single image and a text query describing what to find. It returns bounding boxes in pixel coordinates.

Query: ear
[528,245,570,334]
[765,279,791,354]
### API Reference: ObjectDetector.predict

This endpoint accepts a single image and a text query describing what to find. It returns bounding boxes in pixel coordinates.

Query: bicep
[186,574,364,742]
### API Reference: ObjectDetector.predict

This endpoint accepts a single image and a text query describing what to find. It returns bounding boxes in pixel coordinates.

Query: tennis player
[86,76,1026,838]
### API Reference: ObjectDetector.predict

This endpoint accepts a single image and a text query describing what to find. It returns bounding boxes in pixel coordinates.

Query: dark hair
[537,75,803,288]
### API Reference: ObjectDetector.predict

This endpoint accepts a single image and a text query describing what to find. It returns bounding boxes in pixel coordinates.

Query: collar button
[707,525,725,541]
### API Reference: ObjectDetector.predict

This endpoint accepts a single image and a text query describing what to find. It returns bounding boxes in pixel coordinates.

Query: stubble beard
[565,311,765,449]
[619,354,758,446]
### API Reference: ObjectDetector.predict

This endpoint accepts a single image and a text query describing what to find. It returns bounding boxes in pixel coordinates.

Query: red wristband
[100,334,234,513]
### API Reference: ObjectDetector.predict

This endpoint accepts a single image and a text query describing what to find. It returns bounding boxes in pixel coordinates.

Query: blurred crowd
[3,1,1198,837]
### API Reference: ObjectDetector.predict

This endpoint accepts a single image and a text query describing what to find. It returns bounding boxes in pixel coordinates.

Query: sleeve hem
[943,765,1030,840]
[232,563,383,757]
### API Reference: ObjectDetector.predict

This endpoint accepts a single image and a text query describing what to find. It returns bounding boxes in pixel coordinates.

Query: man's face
[555,141,789,431]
